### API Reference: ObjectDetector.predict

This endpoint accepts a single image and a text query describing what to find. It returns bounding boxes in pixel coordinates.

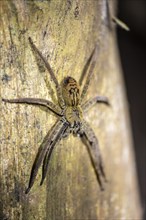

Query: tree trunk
[0,0,141,219]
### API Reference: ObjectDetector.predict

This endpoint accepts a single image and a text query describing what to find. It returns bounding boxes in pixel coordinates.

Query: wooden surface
[0,0,141,219]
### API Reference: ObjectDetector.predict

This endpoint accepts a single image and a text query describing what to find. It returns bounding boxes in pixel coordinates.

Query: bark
[0,0,141,219]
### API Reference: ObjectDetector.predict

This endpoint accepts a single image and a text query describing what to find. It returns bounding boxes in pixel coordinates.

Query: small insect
[3,37,109,194]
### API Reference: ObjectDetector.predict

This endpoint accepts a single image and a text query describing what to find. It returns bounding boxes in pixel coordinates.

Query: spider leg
[28,37,65,108]
[40,123,70,186]
[79,48,95,86]
[40,144,54,186]
[2,98,63,116]
[25,119,68,194]
[81,120,107,190]
[40,121,68,185]
[82,96,109,113]
[80,44,99,102]
[104,0,112,29]
[105,0,129,31]
[112,16,130,31]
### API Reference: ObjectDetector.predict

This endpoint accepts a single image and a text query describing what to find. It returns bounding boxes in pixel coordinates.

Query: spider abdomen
[62,76,81,106]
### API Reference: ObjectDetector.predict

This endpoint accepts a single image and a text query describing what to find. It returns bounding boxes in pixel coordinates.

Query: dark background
[117,0,146,219]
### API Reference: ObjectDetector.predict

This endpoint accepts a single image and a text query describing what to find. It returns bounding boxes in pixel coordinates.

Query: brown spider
[2,37,109,194]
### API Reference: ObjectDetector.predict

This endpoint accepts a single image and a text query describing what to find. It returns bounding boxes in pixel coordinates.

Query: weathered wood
[0,0,141,219]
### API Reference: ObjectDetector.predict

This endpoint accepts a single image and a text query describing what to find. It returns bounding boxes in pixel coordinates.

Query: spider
[2,37,109,194]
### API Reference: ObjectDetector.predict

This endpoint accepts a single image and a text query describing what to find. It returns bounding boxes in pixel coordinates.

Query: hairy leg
[40,145,54,186]
[25,119,68,194]
[105,0,129,31]
[2,98,63,116]
[82,96,109,113]
[80,45,99,102]
[112,16,130,31]
[81,120,107,190]
[79,48,95,86]
[28,37,65,108]
[40,123,68,185]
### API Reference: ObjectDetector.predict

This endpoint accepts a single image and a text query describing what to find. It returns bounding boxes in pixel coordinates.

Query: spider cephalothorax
[3,37,109,194]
